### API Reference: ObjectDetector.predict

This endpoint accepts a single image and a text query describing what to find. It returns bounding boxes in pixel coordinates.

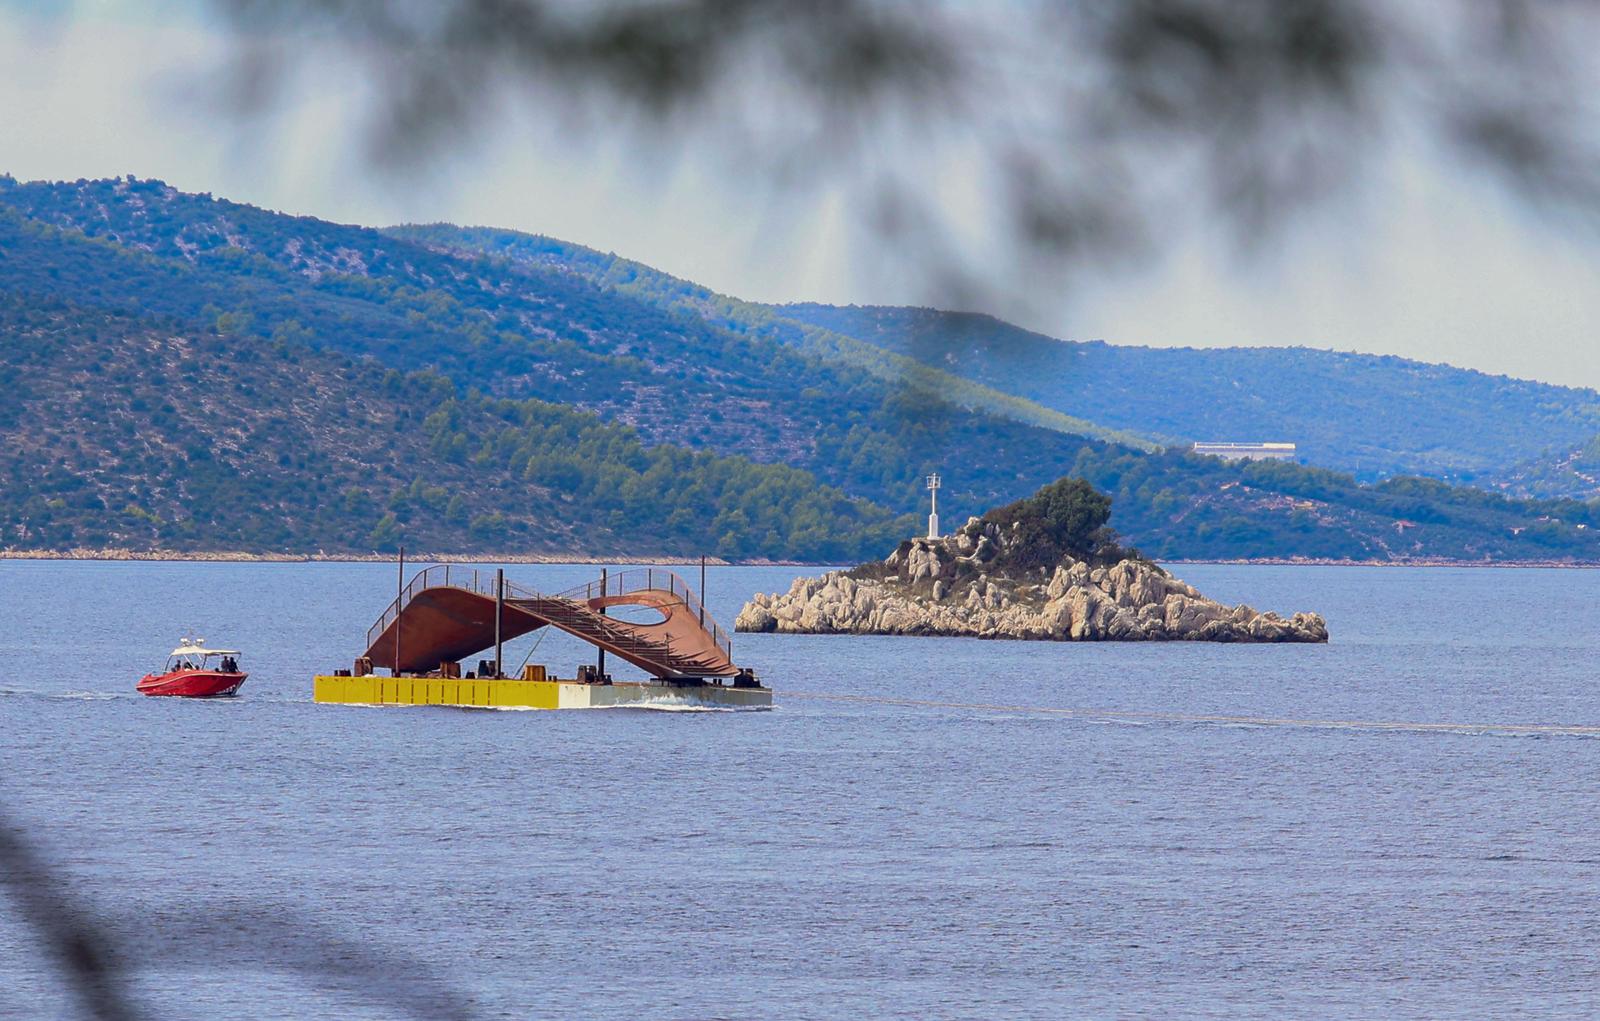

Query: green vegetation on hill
[982,477,1136,570]
[0,176,1114,518]
[1495,434,1600,502]
[777,304,1600,488]
[1062,445,1600,561]
[386,224,1159,452]
[0,294,909,558]
[5,175,1600,563]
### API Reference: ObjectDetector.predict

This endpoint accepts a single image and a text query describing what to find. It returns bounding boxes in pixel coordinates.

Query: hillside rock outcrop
[736,517,1327,643]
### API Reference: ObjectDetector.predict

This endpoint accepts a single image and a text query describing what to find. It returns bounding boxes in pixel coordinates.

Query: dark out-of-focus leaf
[204,0,1600,277]
[0,805,483,1020]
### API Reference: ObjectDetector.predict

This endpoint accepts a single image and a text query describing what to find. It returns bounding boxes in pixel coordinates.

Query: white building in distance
[1192,441,1298,462]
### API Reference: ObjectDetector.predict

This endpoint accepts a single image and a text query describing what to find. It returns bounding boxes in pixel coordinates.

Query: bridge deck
[362,566,738,679]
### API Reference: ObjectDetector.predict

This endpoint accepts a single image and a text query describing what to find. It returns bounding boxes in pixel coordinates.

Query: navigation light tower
[926,473,941,539]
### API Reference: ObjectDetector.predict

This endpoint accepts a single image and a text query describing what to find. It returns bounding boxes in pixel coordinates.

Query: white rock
[735,534,1327,644]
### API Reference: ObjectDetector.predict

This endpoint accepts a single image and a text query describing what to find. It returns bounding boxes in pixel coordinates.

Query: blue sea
[3,560,1600,1020]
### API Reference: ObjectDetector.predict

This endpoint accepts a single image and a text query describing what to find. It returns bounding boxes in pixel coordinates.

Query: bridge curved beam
[362,575,738,679]
[577,590,735,674]
[364,588,549,674]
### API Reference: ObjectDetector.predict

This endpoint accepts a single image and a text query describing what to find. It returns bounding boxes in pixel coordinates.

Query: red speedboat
[137,641,247,698]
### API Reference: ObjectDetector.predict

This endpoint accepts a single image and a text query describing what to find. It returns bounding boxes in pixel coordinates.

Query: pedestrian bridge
[363,566,739,680]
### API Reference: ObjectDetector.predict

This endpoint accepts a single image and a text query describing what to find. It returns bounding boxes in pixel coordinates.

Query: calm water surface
[3,560,1600,1020]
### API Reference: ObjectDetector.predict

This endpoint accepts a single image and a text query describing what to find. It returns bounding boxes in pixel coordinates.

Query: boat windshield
[165,648,242,672]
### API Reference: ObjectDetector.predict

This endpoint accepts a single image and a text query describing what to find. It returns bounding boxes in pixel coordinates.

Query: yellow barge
[313,673,771,710]
[315,564,771,711]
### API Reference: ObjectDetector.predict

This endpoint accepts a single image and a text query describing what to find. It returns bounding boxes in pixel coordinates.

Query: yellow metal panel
[314,676,589,710]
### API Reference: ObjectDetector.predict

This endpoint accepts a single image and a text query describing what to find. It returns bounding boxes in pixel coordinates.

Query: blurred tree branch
[0,811,140,1021]
[208,0,1600,287]
[1,804,482,1020]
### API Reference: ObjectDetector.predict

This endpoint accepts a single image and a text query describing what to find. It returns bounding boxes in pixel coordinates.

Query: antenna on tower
[926,473,941,539]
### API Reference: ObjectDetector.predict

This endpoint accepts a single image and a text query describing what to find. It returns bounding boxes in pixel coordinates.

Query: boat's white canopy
[169,646,240,658]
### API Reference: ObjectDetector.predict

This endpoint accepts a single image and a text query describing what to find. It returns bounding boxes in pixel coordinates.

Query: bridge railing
[364,565,529,650]
[365,565,732,664]
[553,568,733,663]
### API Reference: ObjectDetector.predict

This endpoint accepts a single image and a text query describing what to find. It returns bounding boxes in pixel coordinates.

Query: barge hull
[312,675,771,710]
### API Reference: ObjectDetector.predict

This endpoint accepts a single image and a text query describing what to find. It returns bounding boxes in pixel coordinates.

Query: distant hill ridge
[383,224,1160,452]
[0,175,1119,515]
[0,292,911,558]
[5,173,1600,562]
[774,303,1600,487]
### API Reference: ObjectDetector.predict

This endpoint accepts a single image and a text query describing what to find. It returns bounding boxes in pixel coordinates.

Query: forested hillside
[0,294,910,558]
[385,224,1158,451]
[1062,446,1600,562]
[778,304,1600,487]
[1494,435,1600,502]
[0,176,1107,516]
[5,174,1600,563]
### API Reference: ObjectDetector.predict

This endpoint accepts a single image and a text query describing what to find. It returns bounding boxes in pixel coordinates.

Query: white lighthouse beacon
[926,473,942,540]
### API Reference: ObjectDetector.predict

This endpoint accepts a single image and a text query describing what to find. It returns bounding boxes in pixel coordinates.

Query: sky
[2,2,1598,389]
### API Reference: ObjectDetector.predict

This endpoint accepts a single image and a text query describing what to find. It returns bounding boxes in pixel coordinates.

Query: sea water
[2,560,1600,1020]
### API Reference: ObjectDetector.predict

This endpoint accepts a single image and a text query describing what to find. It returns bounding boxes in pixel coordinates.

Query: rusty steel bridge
[363,566,739,680]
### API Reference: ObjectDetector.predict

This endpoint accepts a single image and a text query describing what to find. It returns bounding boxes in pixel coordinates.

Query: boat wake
[0,686,131,702]
[59,689,126,701]
[616,700,769,713]
[479,699,767,713]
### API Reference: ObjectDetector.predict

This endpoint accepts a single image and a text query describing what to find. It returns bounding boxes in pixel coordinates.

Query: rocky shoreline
[2,548,1592,570]
[0,548,738,566]
[6,549,1590,572]
[736,517,1328,643]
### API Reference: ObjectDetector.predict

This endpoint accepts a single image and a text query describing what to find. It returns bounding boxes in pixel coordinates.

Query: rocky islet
[736,516,1328,643]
